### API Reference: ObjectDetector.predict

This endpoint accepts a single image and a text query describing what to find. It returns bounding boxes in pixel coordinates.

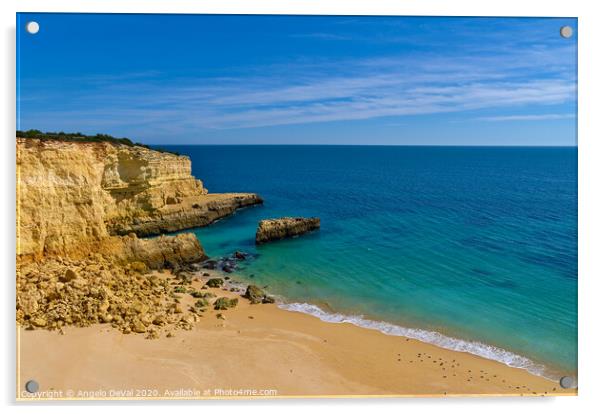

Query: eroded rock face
[117,233,205,269]
[16,138,262,335]
[255,217,320,244]
[107,193,263,237]
[16,138,262,262]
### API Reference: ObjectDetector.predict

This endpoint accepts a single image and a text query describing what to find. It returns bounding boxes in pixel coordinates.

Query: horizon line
[149,143,577,148]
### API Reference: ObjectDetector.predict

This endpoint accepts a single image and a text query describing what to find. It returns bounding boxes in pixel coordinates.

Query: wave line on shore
[279,302,555,381]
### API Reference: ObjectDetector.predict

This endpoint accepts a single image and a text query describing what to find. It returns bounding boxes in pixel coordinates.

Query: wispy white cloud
[19,39,576,133]
[476,113,576,122]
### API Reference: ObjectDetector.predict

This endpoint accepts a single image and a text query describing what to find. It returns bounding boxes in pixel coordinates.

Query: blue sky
[17,14,577,145]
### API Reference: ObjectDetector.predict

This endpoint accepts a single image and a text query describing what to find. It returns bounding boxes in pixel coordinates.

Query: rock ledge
[255,217,320,244]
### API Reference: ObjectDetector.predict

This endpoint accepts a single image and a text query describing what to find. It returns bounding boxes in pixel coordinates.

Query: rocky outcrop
[107,193,262,236]
[100,142,262,236]
[16,255,185,334]
[16,138,262,263]
[116,233,205,269]
[255,217,320,244]
[16,137,262,336]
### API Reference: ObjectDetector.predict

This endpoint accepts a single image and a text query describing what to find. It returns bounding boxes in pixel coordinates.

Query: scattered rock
[206,278,224,288]
[59,269,78,283]
[100,313,113,323]
[31,317,47,327]
[214,297,238,310]
[146,329,159,340]
[244,285,266,304]
[152,314,167,326]
[202,260,218,270]
[131,319,147,333]
[262,296,275,304]
[243,284,275,304]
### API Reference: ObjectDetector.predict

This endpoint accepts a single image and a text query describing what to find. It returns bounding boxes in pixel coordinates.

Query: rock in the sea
[255,217,320,244]
[234,251,247,260]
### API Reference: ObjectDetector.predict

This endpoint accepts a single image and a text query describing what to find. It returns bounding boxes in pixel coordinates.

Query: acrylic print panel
[16,13,577,399]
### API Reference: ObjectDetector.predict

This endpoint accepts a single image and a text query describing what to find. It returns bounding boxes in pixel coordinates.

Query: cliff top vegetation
[16,130,179,155]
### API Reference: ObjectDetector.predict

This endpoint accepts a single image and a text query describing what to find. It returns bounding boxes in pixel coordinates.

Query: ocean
[161,145,577,380]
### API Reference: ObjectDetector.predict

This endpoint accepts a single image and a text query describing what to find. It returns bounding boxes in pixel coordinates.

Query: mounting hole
[25,380,39,393]
[560,26,573,39]
[559,376,574,389]
[26,21,40,35]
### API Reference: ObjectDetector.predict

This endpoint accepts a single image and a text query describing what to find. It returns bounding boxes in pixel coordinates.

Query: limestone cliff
[100,143,262,236]
[16,138,262,266]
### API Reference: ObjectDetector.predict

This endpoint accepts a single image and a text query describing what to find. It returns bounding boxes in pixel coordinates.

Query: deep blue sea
[161,145,577,380]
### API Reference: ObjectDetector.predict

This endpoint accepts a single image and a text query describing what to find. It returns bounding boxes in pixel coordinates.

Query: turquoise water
[163,145,577,379]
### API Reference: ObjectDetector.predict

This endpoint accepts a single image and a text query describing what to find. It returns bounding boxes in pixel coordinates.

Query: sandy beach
[17,270,575,400]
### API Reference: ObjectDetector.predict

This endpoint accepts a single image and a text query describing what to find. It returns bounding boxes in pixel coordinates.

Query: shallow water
[162,145,577,379]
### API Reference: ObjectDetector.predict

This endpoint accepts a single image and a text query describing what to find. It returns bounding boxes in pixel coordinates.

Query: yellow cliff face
[16,138,262,265]
[17,138,117,260]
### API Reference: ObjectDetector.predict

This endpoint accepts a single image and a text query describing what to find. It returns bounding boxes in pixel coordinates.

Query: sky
[17,14,577,145]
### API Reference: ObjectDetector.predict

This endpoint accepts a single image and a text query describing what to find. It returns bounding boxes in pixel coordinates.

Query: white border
[2,1,601,413]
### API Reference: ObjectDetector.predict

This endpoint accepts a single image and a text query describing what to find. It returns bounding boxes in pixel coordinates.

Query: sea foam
[278,302,553,380]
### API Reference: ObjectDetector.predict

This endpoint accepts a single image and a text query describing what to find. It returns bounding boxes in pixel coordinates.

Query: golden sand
[17,272,576,399]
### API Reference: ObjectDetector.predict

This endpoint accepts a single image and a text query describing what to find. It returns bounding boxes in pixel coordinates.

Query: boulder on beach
[243,284,275,304]
[255,217,320,244]
[213,297,238,310]
[206,278,224,288]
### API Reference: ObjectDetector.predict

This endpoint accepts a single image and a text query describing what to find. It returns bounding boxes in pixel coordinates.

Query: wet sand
[17,272,576,399]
